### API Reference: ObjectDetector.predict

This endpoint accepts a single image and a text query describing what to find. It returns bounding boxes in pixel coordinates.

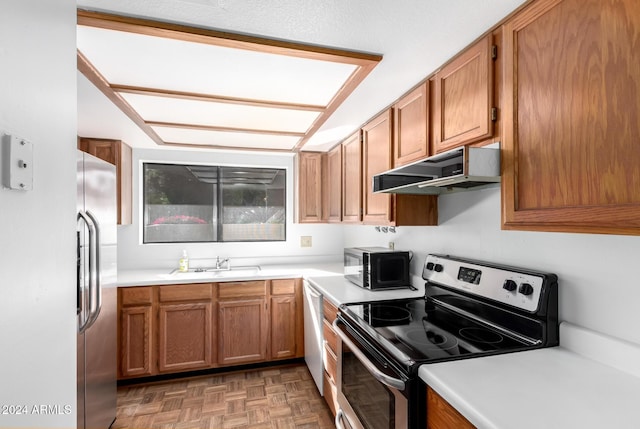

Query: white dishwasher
[303,280,323,394]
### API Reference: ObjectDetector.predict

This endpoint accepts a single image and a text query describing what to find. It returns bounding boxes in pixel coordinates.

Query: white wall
[118,148,344,270]
[344,186,640,345]
[0,1,77,427]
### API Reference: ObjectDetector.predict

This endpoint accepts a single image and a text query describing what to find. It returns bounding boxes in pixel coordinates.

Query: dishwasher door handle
[305,284,321,299]
[333,319,406,390]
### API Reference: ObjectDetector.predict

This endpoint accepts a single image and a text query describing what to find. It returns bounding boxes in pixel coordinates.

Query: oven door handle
[333,319,406,391]
[335,409,354,429]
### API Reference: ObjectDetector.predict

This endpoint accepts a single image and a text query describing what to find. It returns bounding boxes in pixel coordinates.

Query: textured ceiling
[77,0,528,152]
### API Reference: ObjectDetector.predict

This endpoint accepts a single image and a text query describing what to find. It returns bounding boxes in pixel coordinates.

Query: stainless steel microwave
[344,247,412,290]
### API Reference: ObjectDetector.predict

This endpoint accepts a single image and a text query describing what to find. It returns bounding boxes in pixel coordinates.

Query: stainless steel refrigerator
[77,150,117,429]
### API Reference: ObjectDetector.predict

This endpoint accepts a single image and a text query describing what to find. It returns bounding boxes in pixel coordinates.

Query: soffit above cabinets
[77,10,382,152]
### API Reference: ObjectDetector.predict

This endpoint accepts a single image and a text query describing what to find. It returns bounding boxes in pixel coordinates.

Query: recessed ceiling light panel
[77,10,381,151]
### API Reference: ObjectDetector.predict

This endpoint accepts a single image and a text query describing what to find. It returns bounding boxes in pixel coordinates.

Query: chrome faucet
[215,256,230,270]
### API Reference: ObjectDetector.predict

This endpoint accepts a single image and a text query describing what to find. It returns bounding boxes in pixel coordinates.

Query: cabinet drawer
[158,283,212,302]
[323,371,338,417]
[120,287,153,306]
[271,278,296,295]
[323,298,339,324]
[218,281,266,299]
[323,342,337,383]
[323,319,338,355]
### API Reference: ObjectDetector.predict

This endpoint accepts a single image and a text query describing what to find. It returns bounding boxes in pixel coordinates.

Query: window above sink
[143,163,286,243]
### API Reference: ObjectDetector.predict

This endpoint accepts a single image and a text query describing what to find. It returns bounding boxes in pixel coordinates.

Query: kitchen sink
[169,266,261,278]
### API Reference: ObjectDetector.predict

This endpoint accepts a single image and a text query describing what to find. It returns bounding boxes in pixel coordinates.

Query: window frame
[141,161,287,244]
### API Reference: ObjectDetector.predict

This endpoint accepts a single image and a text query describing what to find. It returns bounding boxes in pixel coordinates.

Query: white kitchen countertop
[117,262,344,287]
[306,274,425,306]
[419,322,640,429]
[118,262,425,305]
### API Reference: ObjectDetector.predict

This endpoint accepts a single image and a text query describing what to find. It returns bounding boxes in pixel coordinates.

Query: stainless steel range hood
[373,146,500,195]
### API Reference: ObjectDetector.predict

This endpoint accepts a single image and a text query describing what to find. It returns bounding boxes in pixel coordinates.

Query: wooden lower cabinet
[118,287,154,378]
[118,278,304,379]
[322,298,340,416]
[271,295,296,358]
[157,283,213,373]
[218,297,268,365]
[158,302,212,372]
[217,281,268,365]
[119,305,154,378]
[323,371,338,417]
[270,278,304,360]
[427,387,475,429]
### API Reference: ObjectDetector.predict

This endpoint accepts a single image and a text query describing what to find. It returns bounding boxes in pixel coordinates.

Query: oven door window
[342,342,398,429]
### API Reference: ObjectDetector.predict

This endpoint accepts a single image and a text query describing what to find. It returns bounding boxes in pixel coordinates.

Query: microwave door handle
[333,319,405,390]
[77,211,95,333]
[85,211,102,328]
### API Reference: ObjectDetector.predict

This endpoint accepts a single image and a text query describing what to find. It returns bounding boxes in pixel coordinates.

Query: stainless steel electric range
[333,254,559,429]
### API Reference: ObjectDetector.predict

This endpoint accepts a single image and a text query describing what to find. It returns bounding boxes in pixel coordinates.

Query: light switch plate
[2,132,33,191]
[300,236,312,248]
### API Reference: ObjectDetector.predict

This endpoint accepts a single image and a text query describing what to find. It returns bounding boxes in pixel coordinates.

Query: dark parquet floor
[113,364,335,429]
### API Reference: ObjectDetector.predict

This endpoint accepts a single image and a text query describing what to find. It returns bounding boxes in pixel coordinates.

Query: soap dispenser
[179,250,189,272]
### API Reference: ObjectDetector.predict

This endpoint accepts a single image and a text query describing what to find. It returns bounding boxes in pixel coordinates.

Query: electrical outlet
[300,236,312,248]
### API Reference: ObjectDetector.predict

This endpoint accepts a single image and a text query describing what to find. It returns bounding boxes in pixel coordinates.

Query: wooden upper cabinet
[502,0,640,235]
[433,34,495,153]
[78,137,132,225]
[393,82,429,167]
[342,108,438,227]
[342,131,362,223]
[297,152,326,223]
[362,110,394,225]
[327,144,343,222]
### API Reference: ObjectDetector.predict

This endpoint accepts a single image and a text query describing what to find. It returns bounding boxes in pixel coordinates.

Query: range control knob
[426,262,435,271]
[434,264,444,272]
[502,279,517,292]
[519,283,534,296]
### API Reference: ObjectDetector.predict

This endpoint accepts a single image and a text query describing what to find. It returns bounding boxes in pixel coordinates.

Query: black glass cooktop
[339,295,535,367]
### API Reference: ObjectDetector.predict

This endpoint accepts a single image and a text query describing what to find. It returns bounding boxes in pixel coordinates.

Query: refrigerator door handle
[85,211,102,328]
[77,230,82,316]
[77,210,97,333]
